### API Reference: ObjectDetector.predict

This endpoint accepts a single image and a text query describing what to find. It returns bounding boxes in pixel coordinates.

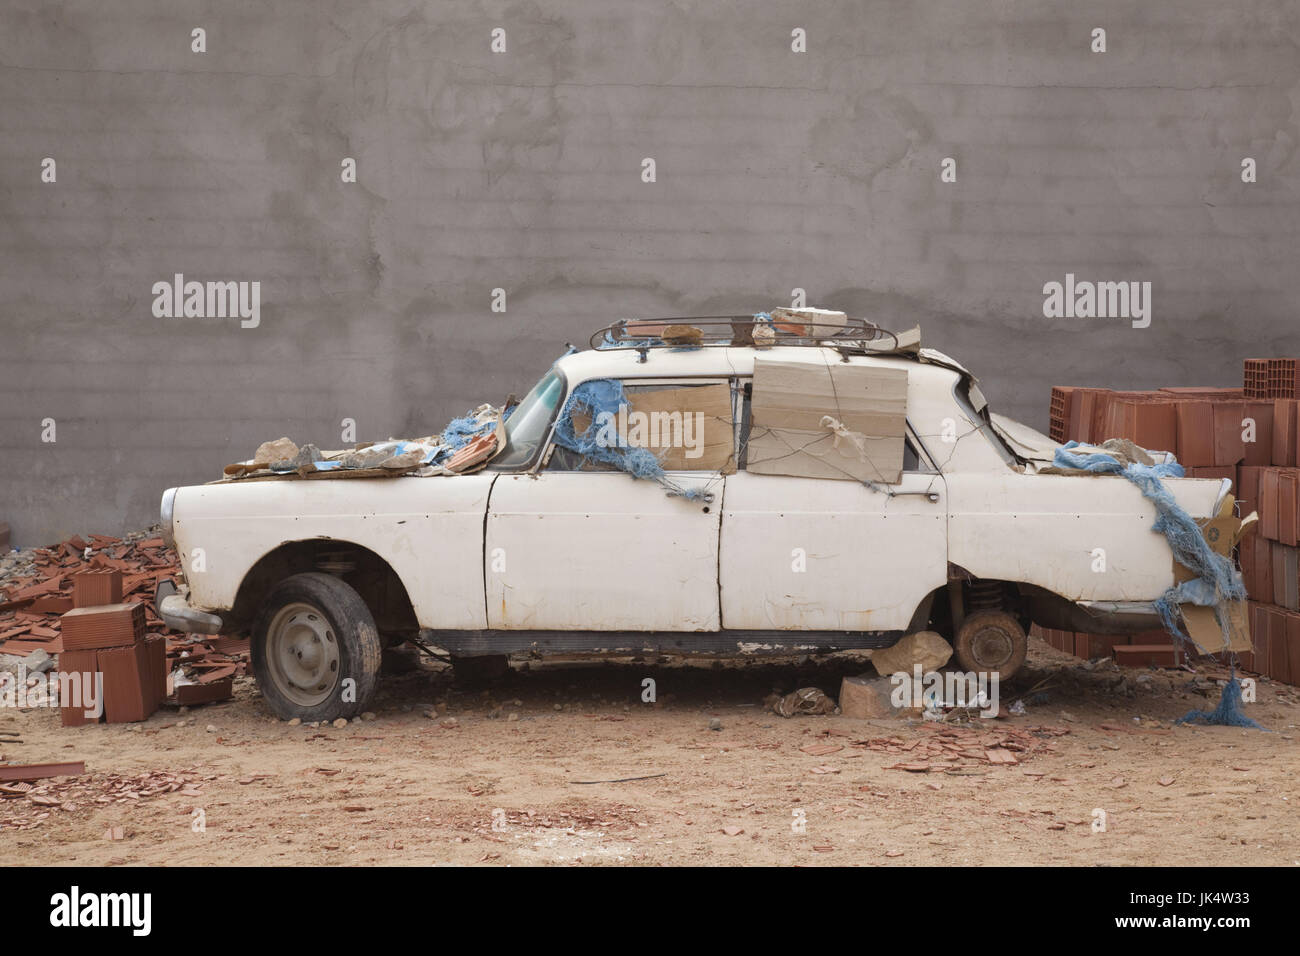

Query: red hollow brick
[1261,468,1281,540]
[72,568,123,609]
[98,642,158,724]
[1273,399,1297,466]
[1243,401,1274,466]
[1244,358,1270,399]
[58,648,101,727]
[1269,611,1292,682]
[59,603,144,651]
[1175,400,1215,467]
[1286,612,1300,686]
[1253,534,1274,603]
[1212,400,1247,466]
[1236,465,1263,518]
[1280,472,1299,547]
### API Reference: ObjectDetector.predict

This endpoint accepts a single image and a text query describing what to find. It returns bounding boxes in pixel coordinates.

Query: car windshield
[491,369,566,468]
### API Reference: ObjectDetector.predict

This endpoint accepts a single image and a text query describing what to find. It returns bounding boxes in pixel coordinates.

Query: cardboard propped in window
[627,383,735,473]
[746,356,907,483]
[570,382,735,474]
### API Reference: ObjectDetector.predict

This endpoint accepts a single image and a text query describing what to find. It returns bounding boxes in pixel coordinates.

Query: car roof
[552,345,957,384]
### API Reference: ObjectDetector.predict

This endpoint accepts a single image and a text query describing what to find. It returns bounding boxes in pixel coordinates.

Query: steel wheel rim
[266,602,341,707]
[970,627,1014,670]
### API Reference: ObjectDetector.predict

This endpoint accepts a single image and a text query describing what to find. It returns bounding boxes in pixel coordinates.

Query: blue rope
[1175,668,1265,729]
[1054,442,1244,646]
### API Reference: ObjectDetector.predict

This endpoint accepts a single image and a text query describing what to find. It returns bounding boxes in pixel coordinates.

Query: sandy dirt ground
[2,638,1297,866]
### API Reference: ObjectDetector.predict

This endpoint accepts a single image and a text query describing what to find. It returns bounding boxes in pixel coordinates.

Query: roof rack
[589,314,902,360]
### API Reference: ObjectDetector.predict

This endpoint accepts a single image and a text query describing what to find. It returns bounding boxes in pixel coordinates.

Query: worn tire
[251,572,382,722]
[953,609,1027,680]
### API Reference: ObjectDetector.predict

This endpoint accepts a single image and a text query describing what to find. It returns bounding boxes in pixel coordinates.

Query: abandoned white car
[156,313,1235,721]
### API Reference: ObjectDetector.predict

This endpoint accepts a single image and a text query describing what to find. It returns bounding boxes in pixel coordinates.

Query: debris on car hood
[1035,436,1173,473]
[217,403,508,482]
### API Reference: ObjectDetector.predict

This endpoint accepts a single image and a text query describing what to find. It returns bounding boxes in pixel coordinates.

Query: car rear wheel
[953,609,1027,680]
[251,572,382,722]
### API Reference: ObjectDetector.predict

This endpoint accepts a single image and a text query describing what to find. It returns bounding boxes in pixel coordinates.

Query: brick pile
[0,531,245,718]
[1047,384,1266,484]
[1239,460,1300,685]
[1045,359,1300,686]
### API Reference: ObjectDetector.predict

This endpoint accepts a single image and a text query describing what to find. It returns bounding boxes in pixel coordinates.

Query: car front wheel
[953,609,1027,680]
[251,572,382,722]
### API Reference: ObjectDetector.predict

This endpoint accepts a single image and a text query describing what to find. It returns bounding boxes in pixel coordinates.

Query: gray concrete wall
[3,0,1299,546]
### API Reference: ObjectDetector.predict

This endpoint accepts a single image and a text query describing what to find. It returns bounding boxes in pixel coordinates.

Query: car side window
[733,376,926,477]
[546,379,737,474]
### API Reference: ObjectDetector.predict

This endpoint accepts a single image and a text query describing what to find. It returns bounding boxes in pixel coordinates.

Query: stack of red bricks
[58,569,167,725]
[1237,360,1300,683]
[1044,362,1300,683]
[1048,385,1269,484]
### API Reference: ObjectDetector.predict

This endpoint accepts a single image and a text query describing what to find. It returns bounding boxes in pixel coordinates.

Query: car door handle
[890,491,941,503]
[666,490,715,504]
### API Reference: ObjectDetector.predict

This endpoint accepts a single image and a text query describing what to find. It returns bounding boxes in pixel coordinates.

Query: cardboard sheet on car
[1173,492,1257,655]
[570,382,735,473]
[747,356,906,483]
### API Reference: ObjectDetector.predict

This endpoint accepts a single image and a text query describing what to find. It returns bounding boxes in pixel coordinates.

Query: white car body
[161,344,1226,657]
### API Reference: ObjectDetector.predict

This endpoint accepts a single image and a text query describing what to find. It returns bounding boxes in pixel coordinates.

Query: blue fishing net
[553,379,667,479]
[552,378,704,499]
[1055,441,1260,729]
[440,412,496,451]
[1176,668,1265,729]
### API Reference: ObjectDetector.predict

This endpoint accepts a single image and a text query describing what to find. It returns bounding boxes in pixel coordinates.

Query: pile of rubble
[0,529,246,713]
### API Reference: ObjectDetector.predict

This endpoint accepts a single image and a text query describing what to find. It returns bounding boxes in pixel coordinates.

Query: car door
[484,377,732,631]
[719,379,948,633]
